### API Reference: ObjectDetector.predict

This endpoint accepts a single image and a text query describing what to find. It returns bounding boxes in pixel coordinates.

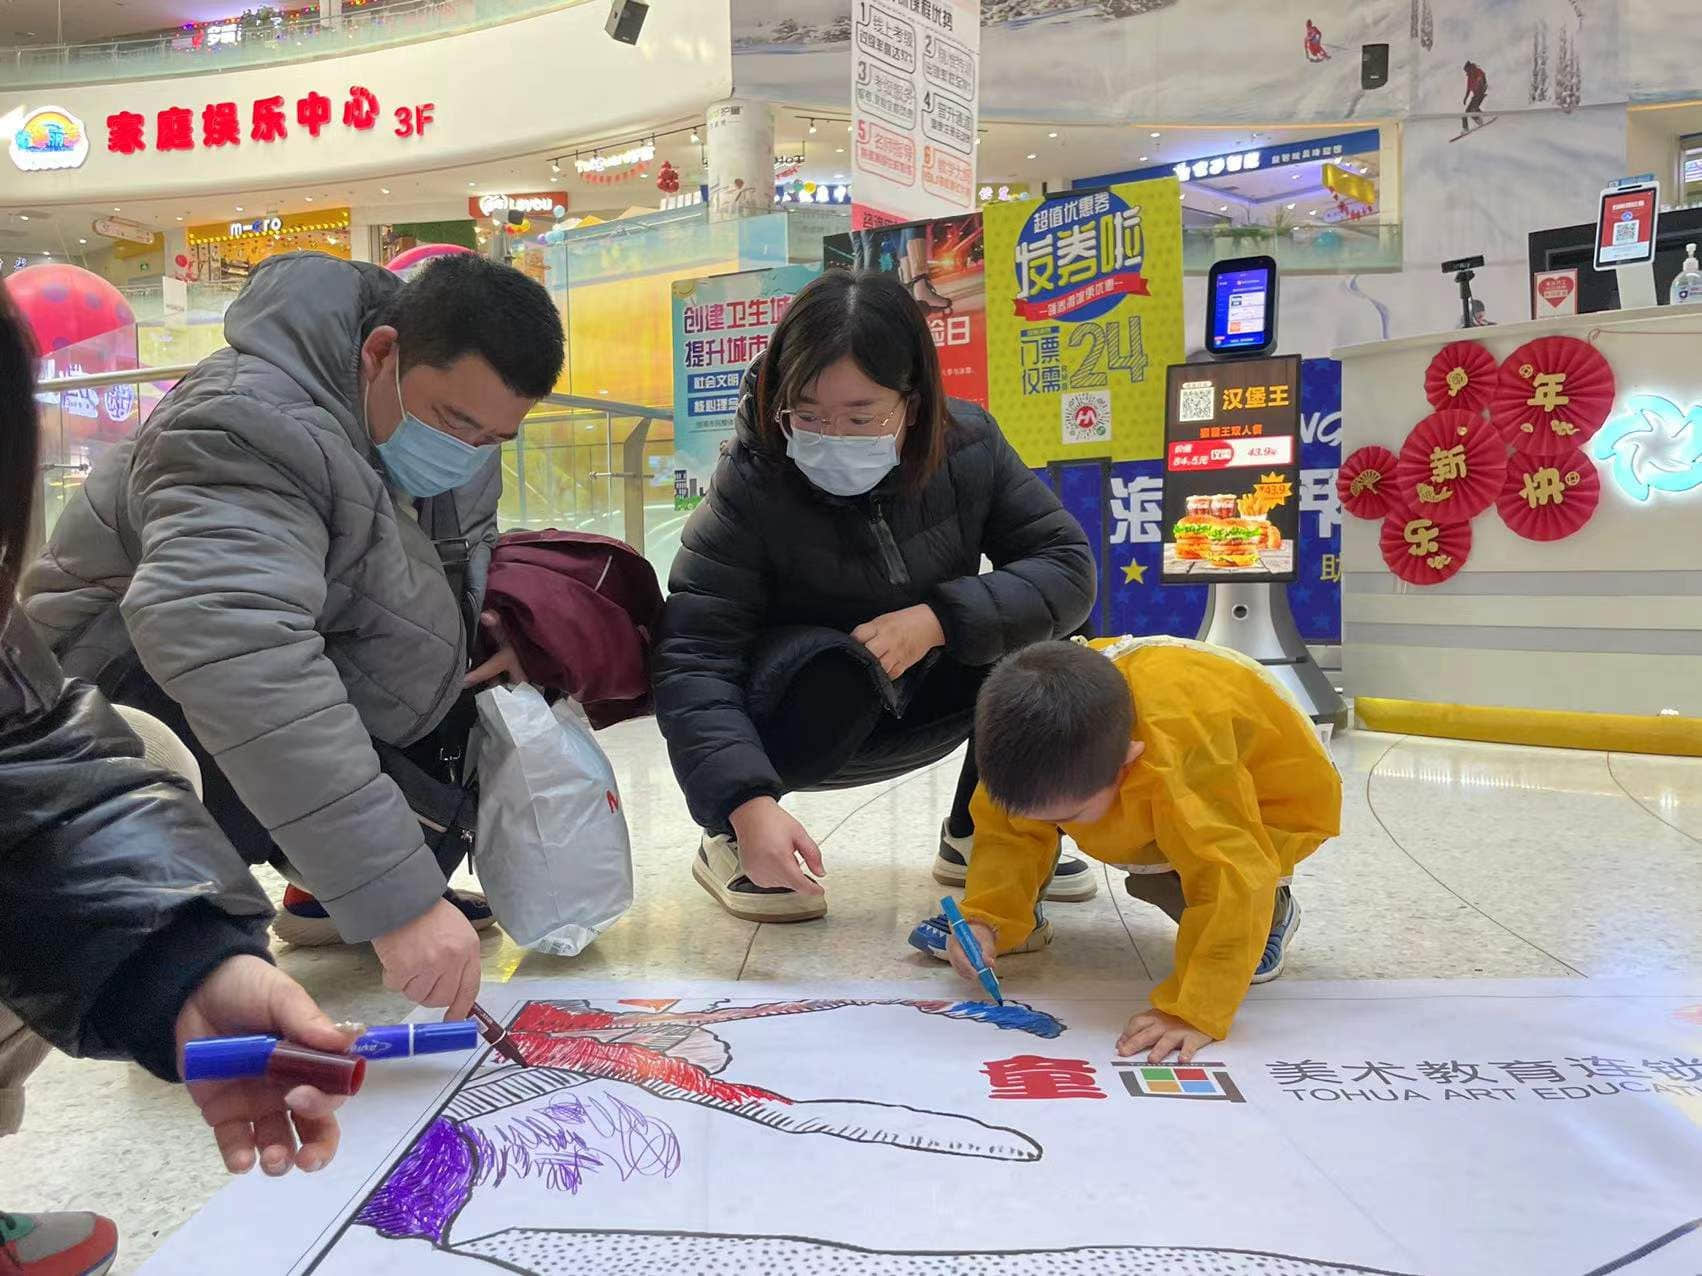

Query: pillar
[704,99,774,222]
[320,0,343,28]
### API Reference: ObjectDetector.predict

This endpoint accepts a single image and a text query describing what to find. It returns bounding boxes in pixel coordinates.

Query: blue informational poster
[1039,357,1341,644]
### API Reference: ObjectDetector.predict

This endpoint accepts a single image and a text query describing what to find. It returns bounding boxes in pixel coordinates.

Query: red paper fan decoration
[1380,505,1471,586]
[1497,448,1601,542]
[1394,409,1508,524]
[1424,340,1497,415]
[1492,336,1616,458]
[1337,445,1401,520]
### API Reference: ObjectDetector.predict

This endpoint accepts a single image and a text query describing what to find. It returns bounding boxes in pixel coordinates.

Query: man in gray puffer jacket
[22,251,564,1020]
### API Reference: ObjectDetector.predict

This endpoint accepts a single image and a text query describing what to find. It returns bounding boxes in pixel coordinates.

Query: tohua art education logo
[1590,394,1702,502]
[1113,1060,1245,1102]
[1012,188,1148,324]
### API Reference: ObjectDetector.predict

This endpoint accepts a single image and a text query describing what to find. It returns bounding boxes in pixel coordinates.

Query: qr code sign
[1178,380,1215,423]
[1612,218,1639,245]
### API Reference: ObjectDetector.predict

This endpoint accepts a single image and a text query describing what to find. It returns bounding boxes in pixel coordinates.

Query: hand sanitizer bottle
[1670,243,1702,305]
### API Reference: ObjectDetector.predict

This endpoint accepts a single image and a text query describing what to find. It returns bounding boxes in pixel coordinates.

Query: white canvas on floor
[141,977,1702,1276]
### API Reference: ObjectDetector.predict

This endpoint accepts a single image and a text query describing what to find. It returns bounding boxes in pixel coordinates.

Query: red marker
[183,1037,366,1096]
[470,1002,528,1067]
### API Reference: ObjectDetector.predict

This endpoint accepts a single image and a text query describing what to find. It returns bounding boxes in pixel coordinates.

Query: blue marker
[940,896,1003,1005]
[184,1020,482,1083]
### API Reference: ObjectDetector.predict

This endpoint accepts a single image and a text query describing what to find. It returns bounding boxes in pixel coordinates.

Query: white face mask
[785,426,901,497]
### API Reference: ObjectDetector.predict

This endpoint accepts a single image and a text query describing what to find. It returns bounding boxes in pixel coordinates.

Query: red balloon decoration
[1424,339,1498,416]
[1379,503,1472,586]
[1337,445,1401,520]
[1496,448,1602,542]
[1491,336,1616,458]
[1394,409,1508,524]
[3,262,134,354]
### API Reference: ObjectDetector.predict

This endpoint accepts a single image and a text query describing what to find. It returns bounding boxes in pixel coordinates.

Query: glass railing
[32,360,683,587]
[1182,221,1403,274]
[0,0,585,88]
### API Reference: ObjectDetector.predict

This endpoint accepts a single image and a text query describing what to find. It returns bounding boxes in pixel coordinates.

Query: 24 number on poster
[984,179,1184,466]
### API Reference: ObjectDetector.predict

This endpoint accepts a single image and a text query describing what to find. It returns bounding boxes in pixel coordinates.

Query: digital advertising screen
[1206,256,1276,355]
[1161,355,1303,584]
[1595,184,1659,270]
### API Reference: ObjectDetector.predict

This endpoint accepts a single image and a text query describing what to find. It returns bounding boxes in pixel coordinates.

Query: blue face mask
[370,357,495,498]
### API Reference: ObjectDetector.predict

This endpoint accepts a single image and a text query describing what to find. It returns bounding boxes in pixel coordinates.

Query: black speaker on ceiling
[1361,43,1390,90]
[606,0,648,45]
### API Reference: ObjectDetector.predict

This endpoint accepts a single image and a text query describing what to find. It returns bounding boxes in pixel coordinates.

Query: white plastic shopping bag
[473,684,632,955]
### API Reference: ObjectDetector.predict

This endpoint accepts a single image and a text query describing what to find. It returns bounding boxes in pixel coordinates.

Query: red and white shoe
[0,1210,117,1276]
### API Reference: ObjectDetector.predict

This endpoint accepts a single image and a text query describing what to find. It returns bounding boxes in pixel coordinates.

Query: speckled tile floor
[3,723,1699,1271]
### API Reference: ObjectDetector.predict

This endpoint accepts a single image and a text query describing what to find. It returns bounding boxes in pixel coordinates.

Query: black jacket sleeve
[653,461,783,830]
[927,420,1097,665]
[0,610,274,1082]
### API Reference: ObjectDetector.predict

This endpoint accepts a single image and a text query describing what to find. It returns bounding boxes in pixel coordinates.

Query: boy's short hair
[975,641,1134,813]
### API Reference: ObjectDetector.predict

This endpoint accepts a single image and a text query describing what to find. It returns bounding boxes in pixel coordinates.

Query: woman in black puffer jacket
[654,269,1097,924]
[0,288,354,1270]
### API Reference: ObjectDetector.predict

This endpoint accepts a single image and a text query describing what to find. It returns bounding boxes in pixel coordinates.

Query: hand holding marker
[942,895,1004,1005]
[184,1000,527,1095]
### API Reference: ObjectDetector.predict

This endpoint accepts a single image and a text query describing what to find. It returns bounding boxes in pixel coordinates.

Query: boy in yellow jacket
[926,636,1340,1063]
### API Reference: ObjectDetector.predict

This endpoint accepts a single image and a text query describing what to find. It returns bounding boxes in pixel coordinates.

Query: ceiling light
[690,129,700,144]
[305,196,313,202]
[1138,155,1148,162]
[468,180,477,186]
[1292,173,1301,180]
[113,206,121,212]
[550,159,561,175]
[974,137,982,147]
[380,187,391,194]
[808,120,817,134]
[16,214,27,221]
[235,205,243,212]
[1218,204,1228,211]
[1308,209,1319,216]
[835,146,845,153]
[1150,131,1161,138]
[1047,131,1058,138]
[1286,202,1295,209]
[1025,152,1037,160]
[78,237,86,244]
[176,215,184,221]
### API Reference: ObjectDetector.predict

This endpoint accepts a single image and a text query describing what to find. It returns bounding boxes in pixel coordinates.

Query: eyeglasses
[777,401,907,438]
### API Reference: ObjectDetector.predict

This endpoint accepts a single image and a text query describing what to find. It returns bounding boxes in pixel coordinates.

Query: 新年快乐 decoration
[1395,409,1508,524]
[1497,448,1601,542]
[1379,503,1472,586]
[1336,445,1400,520]
[1424,340,1497,416]
[1491,336,1615,458]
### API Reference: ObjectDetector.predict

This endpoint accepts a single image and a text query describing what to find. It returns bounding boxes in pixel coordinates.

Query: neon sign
[575,143,654,174]
[1589,393,1702,501]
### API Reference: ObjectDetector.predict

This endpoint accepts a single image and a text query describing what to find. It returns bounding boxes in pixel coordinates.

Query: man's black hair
[386,254,564,399]
[974,641,1134,813]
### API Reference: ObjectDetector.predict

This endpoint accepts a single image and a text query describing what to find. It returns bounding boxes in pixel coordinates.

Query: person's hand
[852,604,945,680]
[465,609,526,687]
[370,897,483,1020]
[175,954,359,1175]
[729,796,825,895]
[945,920,998,985]
[1116,1007,1215,1063]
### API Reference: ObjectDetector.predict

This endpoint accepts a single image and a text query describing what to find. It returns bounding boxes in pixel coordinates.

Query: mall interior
[1,1,1701,1273]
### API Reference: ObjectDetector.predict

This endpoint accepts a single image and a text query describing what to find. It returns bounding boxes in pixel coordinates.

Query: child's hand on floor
[1117,1008,1214,1063]
[946,921,998,985]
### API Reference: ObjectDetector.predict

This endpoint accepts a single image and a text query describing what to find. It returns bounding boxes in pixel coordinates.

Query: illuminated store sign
[1590,394,1702,502]
[5,104,89,172]
[575,143,654,174]
[1079,128,1382,192]
[98,89,433,156]
[188,207,351,248]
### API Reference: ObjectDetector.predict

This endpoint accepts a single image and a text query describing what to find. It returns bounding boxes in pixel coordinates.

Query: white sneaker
[932,823,1100,902]
[691,832,827,923]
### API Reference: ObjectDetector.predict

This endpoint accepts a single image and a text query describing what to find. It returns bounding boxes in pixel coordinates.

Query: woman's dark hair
[0,288,39,623]
[754,269,952,487]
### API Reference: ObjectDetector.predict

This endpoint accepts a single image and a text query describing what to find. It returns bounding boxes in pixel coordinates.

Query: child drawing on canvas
[919,637,1340,1063]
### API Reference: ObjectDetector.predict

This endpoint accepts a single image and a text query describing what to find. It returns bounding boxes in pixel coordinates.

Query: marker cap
[267,1042,366,1096]
[182,1034,277,1083]
[413,1020,481,1054]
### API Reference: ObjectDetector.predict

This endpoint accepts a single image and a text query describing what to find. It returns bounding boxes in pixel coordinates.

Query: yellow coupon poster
[984,178,1184,466]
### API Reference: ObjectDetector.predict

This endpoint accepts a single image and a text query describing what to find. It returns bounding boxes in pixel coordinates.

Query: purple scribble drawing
[355,1117,476,1246]
[354,1090,681,1246]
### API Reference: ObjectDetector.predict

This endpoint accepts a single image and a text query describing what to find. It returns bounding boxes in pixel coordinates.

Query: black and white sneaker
[1252,885,1301,984]
[931,822,1099,901]
[691,832,827,923]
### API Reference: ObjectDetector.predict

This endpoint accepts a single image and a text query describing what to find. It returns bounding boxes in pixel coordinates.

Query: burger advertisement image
[1161,355,1302,583]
